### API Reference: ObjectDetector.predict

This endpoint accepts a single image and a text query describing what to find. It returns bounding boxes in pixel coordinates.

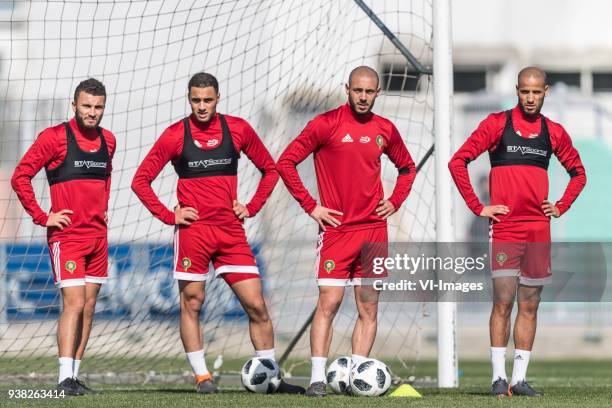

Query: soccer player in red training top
[11,78,115,396]
[277,66,416,397]
[131,72,304,394]
[449,67,586,397]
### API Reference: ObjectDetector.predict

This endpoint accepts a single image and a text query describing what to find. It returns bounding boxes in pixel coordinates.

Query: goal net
[0,0,435,383]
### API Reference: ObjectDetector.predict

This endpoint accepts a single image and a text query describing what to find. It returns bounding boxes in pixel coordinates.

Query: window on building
[547,72,581,88]
[453,69,487,93]
[593,72,612,93]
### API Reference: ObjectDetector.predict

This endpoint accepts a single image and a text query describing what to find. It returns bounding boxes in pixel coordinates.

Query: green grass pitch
[0,360,610,407]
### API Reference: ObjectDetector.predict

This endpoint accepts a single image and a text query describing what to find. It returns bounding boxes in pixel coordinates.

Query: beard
[518,99,543,117]
[75,113,101,130]
[348,97,374,115]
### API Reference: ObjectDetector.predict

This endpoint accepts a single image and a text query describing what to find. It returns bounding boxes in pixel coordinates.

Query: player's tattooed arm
[309,205,343,231]
[541,200,560,218]
[233,200,250,220]
[174,204,198,226]
[46,209,73,230]
[479,205,509,222]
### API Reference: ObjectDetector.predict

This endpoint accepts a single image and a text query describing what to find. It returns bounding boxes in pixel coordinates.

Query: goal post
[433,0,458,389]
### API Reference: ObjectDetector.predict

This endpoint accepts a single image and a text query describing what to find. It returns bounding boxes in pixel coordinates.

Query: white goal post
[433,0,458,388]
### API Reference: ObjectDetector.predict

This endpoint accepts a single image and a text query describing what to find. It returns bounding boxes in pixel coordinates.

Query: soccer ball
[349,358,391,397]
[326,356,351,394]
[241,357,281,394]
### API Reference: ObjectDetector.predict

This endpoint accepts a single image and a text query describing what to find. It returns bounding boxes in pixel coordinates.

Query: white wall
[453,0,612,57]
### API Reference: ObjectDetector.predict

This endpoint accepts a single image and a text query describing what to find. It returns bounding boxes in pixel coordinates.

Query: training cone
[389,384,422,398]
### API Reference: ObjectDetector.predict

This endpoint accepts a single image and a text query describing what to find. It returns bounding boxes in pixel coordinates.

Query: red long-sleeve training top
[449,105,586,222]
[131,113,278,225]
[11,118,116,242]
[277,103,416,232]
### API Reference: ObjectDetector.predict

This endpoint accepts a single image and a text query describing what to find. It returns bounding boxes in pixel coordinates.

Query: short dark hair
[188,72,219,93]
[74,78,106,102]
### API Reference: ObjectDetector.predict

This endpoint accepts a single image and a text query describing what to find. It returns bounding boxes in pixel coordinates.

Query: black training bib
[46,122,110,186]
[173,114,238,179]
[489,110,552,170]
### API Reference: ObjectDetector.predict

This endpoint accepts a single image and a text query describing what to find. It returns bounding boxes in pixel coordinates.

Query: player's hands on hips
[541,200,560,218]
[309,205,343,231]
[376,199,396,220]
[175,204,198,226]
[233,200,250,220]
[479,205,509,222]
[46,209,73,230]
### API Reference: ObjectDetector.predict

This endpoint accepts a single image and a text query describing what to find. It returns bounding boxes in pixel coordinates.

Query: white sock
[73,359,82,378]
[255,348,276,361]
[351,354,367,368]
[186,349,209,376]
[511,349,531,386]
[490,347,507,382]
[310,357,327,384]
[58,357,74,383]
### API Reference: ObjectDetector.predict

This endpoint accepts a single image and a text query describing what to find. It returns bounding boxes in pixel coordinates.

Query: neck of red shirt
[513,104,541,123]
[69,117,99,140]
[345,103,373,123]
[189,112,218,131]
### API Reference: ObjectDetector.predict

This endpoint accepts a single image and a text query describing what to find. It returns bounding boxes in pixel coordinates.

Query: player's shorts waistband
[320,222,387,234]
[48,235,108,244]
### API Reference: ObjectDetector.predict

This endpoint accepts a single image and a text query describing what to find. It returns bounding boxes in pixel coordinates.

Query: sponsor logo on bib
[188,158,232,168]
[506,146,547,156]
[74,160,107,169]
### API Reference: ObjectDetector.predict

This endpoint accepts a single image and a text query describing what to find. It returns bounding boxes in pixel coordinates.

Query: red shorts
[174,222,259,285]
[48,238,108,288]
[490,221,551,286]
[315,226,387,286]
